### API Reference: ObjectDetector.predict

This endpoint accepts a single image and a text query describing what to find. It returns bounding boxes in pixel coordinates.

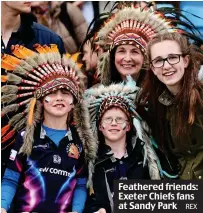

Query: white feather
[198,65,203,81]
[133,117,143,141]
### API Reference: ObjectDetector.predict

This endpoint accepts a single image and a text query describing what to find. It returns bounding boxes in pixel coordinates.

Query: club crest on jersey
[66,143,81,159]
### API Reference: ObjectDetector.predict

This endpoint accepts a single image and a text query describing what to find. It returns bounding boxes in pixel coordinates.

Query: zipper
[95,156,111,166]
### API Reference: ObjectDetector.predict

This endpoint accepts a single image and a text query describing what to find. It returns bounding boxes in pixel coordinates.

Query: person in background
[139,32,203,180]
[1,1,65,54]
[80,12,109,89]
[81,39,100,88]
[1,44,95,213]
[1,1,65,179]
[31,1,88,54]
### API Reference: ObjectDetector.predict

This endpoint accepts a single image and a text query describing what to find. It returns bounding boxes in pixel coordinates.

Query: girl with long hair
[140,32,203,179]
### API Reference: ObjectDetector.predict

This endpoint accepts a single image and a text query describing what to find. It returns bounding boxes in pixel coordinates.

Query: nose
[111,118,117,125]
[163,59,172,69]
[56,90,63,100]
[82,55,86,61]
[123,52,132,62]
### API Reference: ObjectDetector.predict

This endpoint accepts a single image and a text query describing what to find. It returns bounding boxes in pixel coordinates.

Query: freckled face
[99,107,130,143]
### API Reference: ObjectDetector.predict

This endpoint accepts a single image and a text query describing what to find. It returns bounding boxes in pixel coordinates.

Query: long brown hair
[140,33,203,144]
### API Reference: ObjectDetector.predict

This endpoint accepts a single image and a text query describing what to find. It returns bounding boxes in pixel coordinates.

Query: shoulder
[32,22,61,40]
[32,22,65,53]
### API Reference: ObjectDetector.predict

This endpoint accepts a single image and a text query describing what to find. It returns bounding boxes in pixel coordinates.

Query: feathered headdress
[1,45,96,177]
[85,76,162,180]
[93,2,203,85]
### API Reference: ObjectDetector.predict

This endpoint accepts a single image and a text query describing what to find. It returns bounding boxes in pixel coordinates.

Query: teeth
[163,72,175,76]
[54,104,64,107]
[122,65,134,68]
[109,130,119,132]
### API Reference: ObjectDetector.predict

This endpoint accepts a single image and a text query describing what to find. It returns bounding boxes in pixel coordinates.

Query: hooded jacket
[84,137,150,213]
[158,89,203,180]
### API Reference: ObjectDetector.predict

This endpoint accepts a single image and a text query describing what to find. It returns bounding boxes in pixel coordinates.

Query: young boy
[1,44,95,213]
[84,76,162,213]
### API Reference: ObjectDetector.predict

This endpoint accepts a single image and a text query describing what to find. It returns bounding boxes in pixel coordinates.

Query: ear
[126,123,131,132]
[98,124,103,131]
[183,55,190,68]
[97,47,104,55]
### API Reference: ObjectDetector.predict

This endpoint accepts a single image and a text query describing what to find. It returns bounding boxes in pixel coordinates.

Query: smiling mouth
[163,71,176,76]
[109,129,120,133]
[121,64,135,68]
[53,104,65,108]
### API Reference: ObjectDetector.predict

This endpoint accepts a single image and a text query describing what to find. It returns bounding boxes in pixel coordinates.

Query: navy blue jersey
[7,123,86,213]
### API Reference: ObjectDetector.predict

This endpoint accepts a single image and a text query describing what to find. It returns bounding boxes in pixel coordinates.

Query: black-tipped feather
[80,13,110,51]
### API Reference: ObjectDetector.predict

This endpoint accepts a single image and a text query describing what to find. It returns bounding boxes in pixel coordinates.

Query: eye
[116,117,123,121]
[116,117,127,124]
[168,55,179,60]
[116,49,125,53]
[103,117,112,123]
[132,49,140,54]
[50,90,57,95]
[154,58,163,64]
[61,89,71,95]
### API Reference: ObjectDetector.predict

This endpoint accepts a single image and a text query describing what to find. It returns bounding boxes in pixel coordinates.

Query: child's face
[43,89,74,119]
[99,107,130,143]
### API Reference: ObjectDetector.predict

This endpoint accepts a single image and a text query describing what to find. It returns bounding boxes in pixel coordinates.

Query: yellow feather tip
[71,52,81,62]
[77,63,83,69]
[1,75,8,82]
[28,98,37,126]
[65,53,71,59]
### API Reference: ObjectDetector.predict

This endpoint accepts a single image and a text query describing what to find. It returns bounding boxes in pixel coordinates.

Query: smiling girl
[140,32,203,180]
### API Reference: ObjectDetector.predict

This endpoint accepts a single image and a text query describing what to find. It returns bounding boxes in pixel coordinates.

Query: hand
[1,208,7,213]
